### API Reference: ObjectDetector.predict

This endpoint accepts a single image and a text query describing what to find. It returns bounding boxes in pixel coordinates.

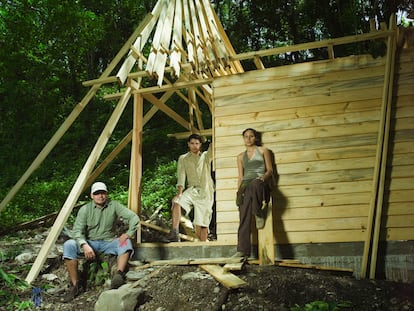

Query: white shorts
[173,186,213,227]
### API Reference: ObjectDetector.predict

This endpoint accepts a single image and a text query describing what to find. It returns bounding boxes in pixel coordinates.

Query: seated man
[62,182,139,302]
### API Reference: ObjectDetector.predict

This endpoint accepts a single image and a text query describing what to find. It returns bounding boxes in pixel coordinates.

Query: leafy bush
[0,160,178,228]
[0,266,33,310]
[0,179,71,228]
[141,161,177,219]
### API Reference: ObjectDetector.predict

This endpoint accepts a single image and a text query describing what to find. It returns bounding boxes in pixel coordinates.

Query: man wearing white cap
[61,182,139,302]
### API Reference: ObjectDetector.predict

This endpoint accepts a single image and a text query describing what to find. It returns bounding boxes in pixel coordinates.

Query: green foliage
[141,161,178,219]
[0,179,73,228]
[290,300,352,311]
[87,261,109,286]
[0,266,33,310]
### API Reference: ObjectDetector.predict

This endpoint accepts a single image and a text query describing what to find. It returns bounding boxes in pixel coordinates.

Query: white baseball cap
[91,182,108,194]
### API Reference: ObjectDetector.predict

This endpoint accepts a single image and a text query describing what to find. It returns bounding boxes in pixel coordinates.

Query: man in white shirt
[164,134,214,242]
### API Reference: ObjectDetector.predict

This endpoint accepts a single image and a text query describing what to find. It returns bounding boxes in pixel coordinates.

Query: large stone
[94,285,143,311]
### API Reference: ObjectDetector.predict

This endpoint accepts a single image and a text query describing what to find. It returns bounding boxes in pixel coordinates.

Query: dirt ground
[5,256,414,311]
[1,228,414,311]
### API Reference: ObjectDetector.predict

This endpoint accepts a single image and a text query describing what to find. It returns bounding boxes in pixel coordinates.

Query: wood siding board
[213,66,386,98]
[214,88,384,116]
[215,99,382,127]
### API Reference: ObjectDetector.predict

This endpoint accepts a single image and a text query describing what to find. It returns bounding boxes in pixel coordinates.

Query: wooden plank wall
[385,46,414,240]
[213,50,414,246]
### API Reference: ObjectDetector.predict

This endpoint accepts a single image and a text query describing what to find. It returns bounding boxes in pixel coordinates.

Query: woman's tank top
[242,147,265,182]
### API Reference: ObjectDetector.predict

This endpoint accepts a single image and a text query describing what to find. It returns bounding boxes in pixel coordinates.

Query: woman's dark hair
[242,128,263,146]
[188,133,203,143]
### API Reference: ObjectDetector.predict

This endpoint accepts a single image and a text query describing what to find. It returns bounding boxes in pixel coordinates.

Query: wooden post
[258,200,275,265]
[369,14,397,279]
[129,92,144,243]
[25,88,132,284]
[360,14,397,279]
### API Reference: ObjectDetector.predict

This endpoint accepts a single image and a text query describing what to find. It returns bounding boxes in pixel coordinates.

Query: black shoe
[162,230,181,243]
[111,271,126,289]
[61,282,81,303]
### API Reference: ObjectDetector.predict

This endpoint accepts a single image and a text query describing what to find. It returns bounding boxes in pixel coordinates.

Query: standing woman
[234,128,273,258]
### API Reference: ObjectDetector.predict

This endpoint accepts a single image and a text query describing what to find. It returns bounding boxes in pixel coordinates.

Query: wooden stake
[258,201,275,265]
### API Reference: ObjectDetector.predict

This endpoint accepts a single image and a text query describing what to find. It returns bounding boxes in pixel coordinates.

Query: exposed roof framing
[81,0,244,138]
[115,0,243,85]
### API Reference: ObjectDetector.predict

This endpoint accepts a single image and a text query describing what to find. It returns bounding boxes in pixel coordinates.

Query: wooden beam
[258,201,275,265]
[223,262,245,272]
[136,78,213,94]
[361,18,396,279]
[140,221,198,242]
[148,257,243,266]
[146,0,168,75]
[25,88,132,284]
[200,264,247,289]
[369,14,397,280]
[170,0,183,77]
[254,55,265,69]
[233,30,394,62]
[153,0,175,86]
[128,93,143,242]
[143,93,191,129]
[277,262,353,273]
[168,129,212,140]
[116,1,162,84]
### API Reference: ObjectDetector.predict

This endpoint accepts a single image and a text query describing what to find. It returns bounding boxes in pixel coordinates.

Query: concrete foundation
[133,240,414,283]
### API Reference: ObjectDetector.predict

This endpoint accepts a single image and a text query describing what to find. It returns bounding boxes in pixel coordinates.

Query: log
[140,221,198,242]
[148,257,243,266]
[277,262,354,273]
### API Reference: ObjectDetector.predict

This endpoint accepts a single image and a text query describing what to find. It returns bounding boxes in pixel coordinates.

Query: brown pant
[236,179,270,255]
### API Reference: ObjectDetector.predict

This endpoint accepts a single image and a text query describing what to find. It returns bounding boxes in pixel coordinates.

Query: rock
[125,270,147,281]
[181,271,211,280]
[15,252,34,264]
[94,285,144,311]
[41,273,59,281]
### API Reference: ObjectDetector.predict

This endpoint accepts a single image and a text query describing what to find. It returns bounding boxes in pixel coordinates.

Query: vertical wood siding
[213,50,414,245]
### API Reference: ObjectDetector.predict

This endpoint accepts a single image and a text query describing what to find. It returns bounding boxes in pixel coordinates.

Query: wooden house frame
[0,1,412,284]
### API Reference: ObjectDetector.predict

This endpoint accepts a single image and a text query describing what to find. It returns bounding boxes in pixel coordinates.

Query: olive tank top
[242,147,265,182]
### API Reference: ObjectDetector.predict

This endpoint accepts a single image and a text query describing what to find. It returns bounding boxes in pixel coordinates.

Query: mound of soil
[1,228,413,310]
[16,261,414,311]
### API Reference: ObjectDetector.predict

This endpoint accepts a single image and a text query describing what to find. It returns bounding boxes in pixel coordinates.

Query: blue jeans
[63,238,134,260]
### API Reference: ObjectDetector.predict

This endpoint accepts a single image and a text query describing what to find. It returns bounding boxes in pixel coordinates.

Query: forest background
[0,0,413,229]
